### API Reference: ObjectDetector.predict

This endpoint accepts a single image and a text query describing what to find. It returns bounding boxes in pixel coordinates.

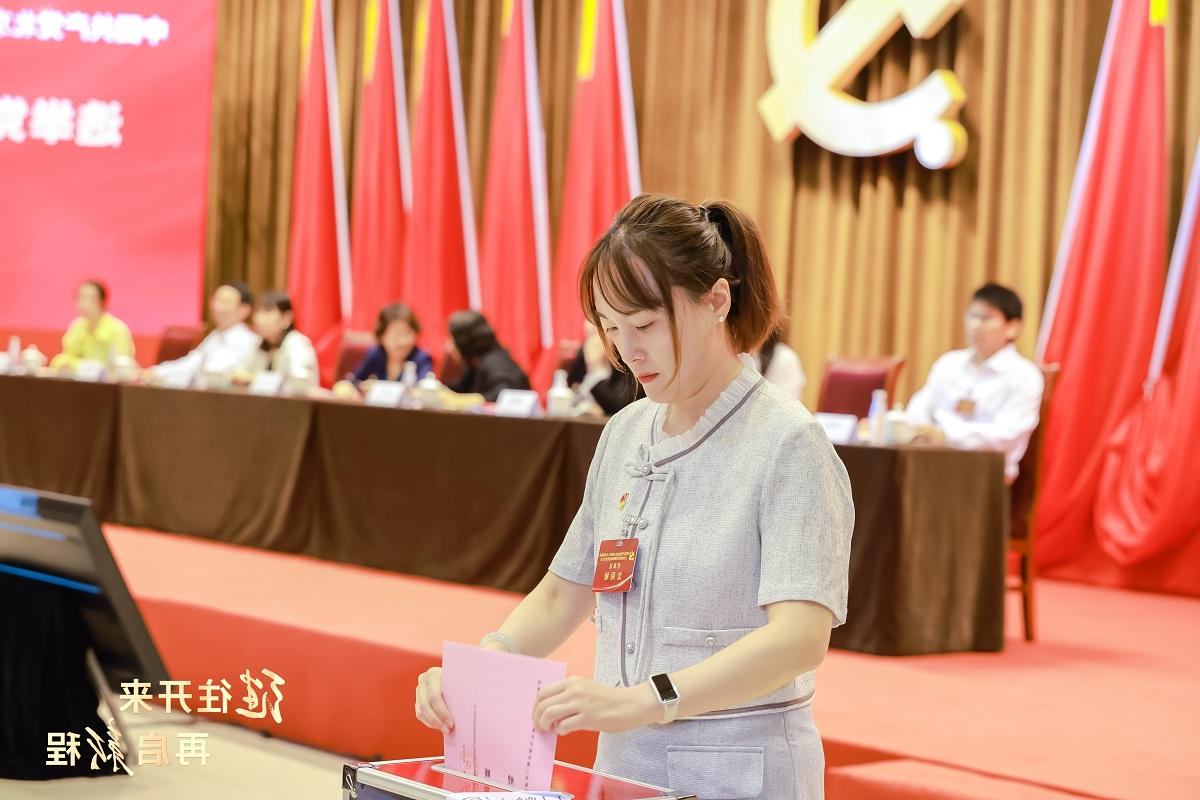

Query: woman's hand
[532,677,661,735]
[414,667,454,734]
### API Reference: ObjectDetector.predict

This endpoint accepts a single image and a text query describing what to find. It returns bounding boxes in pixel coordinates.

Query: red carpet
[819,582,1200,799]
[105,526,1200,799]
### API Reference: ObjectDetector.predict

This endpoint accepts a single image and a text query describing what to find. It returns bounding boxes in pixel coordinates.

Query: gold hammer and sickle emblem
[759,0,968,169]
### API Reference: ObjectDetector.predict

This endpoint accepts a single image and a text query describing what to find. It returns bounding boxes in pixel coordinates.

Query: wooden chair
[335,330,376,382]
[155,325,205,364]
[1008,363,1061,642]
[816,355,906,417]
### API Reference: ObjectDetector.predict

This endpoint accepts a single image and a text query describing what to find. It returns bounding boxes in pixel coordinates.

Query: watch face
[651,673,678,703]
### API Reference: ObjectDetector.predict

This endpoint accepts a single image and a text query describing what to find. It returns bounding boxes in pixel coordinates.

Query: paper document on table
[442,642,567,791]
[445,794,569,800]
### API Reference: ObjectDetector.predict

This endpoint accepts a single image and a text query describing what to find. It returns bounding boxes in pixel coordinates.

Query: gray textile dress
[549,355,854,799]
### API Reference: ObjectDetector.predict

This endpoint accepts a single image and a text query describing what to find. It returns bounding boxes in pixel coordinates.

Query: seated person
[756,329,806,400]
[907,283,1044,483]
[565,324,639,416]
[151,282,261,386]
[246,290,318,391]
[350,303,434,385]
[50,280,135,370]
[447,310,530,402]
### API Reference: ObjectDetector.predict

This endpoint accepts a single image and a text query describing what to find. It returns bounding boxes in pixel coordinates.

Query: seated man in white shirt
[906,283,1044,484]
[151,282,262,387]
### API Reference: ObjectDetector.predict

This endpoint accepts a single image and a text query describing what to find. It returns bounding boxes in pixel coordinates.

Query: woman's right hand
[414,667,454,734]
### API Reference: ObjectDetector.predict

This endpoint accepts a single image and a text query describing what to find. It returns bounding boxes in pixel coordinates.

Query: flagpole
[441,0,481,311]
[521,0,554,350]
[1145,140,1200,390]
[1035,0,1125,361]
[387,0,414,213]
[320,0,353,320]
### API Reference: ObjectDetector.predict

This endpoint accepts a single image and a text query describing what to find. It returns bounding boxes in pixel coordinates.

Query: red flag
[1093,140,1200,567]
[550,0,641,351]
[286,0,352,386]
[479,0,553,377]
[404,0,479,357]
[349,0,413,332]
[1034,0,1167,566]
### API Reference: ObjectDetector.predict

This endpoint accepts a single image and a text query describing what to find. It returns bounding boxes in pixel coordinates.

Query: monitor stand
[0,571,116,780]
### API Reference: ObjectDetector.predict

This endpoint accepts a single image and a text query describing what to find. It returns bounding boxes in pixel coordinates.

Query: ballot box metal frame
[343,756,697,800]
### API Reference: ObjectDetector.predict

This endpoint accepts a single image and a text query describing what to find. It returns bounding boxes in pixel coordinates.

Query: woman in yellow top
[51,280,135,370]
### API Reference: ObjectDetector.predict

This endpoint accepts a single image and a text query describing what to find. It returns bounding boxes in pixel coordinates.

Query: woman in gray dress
[416,194,853,799]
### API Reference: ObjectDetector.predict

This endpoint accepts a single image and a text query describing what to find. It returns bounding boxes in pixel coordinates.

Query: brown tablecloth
[0,375,1007,653]
[113,385,317,555]
[308,402,581,590]
[0,375,118,517]
[830,444,1008,654]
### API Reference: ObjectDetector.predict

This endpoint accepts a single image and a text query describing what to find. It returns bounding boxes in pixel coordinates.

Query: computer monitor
[0,483,169,691]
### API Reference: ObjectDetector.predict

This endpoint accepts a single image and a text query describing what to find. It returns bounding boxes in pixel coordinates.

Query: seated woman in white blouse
[757,330,806,400]
[415,194,853,799]
[246,290,319,392]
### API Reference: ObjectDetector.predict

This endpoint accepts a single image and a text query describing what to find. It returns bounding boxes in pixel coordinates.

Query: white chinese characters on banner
[0,8,170,46]
[29,96,74,145]
[0,94,123,148]
[76,99,124,147]
[0,93,28,142]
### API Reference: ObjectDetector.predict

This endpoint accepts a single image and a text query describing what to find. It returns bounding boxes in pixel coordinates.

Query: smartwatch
[650,673,681,724]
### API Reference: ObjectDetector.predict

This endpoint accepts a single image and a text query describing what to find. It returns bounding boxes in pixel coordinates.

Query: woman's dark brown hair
[256,290,296,352]
[578,193,784,370]
[448,310,500,363]
[374,302,421,341]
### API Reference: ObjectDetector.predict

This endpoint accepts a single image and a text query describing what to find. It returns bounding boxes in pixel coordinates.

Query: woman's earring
[717,316,726,323]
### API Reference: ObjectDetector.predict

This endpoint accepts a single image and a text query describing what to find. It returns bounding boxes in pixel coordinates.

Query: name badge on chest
[593,537,639,593]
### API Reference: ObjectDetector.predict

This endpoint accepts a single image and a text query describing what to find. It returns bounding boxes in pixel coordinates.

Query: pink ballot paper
[441,642,568,790]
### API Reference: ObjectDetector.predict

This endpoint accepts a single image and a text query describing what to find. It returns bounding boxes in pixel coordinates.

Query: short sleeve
[757,419,854,625]
[548,422,613,586]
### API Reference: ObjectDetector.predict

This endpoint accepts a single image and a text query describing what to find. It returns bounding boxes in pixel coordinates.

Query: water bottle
[867,388,888,445]
[399,361,419,407]
[6,336,19,374]
[546,369,575,417]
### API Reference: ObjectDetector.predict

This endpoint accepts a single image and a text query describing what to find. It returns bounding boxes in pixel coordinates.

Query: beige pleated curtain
[204,0,1200,406]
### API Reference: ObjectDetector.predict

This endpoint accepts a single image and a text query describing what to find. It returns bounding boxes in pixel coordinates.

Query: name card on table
[160,371,193,390]
[0,354,12,374]
[248,371,285,396]
[815,412,858,445]
[494,389,542,418]
[364,380,405,408]
[72,360,106,383]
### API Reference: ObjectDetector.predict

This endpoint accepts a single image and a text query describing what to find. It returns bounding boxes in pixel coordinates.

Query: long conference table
[0,374,1008,655]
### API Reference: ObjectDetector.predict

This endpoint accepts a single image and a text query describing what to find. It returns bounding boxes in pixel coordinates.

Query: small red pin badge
[619,492,629,511]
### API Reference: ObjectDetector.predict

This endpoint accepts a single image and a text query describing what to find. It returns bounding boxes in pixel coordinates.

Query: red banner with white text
[0,1,216,358]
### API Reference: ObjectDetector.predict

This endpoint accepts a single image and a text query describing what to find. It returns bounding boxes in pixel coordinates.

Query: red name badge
[593,538,639,593]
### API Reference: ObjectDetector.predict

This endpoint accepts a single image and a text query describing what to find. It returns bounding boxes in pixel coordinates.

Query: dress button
[637,519,648,530]
[625,643,635,654]
[704,636,717,646]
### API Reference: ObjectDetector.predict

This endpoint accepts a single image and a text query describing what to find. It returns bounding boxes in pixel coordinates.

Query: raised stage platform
[105,525,1200,799]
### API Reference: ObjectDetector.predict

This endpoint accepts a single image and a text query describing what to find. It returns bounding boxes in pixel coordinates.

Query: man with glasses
[906,283,1044,484]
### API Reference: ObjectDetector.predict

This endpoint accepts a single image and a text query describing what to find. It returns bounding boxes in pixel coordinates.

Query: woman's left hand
[532,677,661,735]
